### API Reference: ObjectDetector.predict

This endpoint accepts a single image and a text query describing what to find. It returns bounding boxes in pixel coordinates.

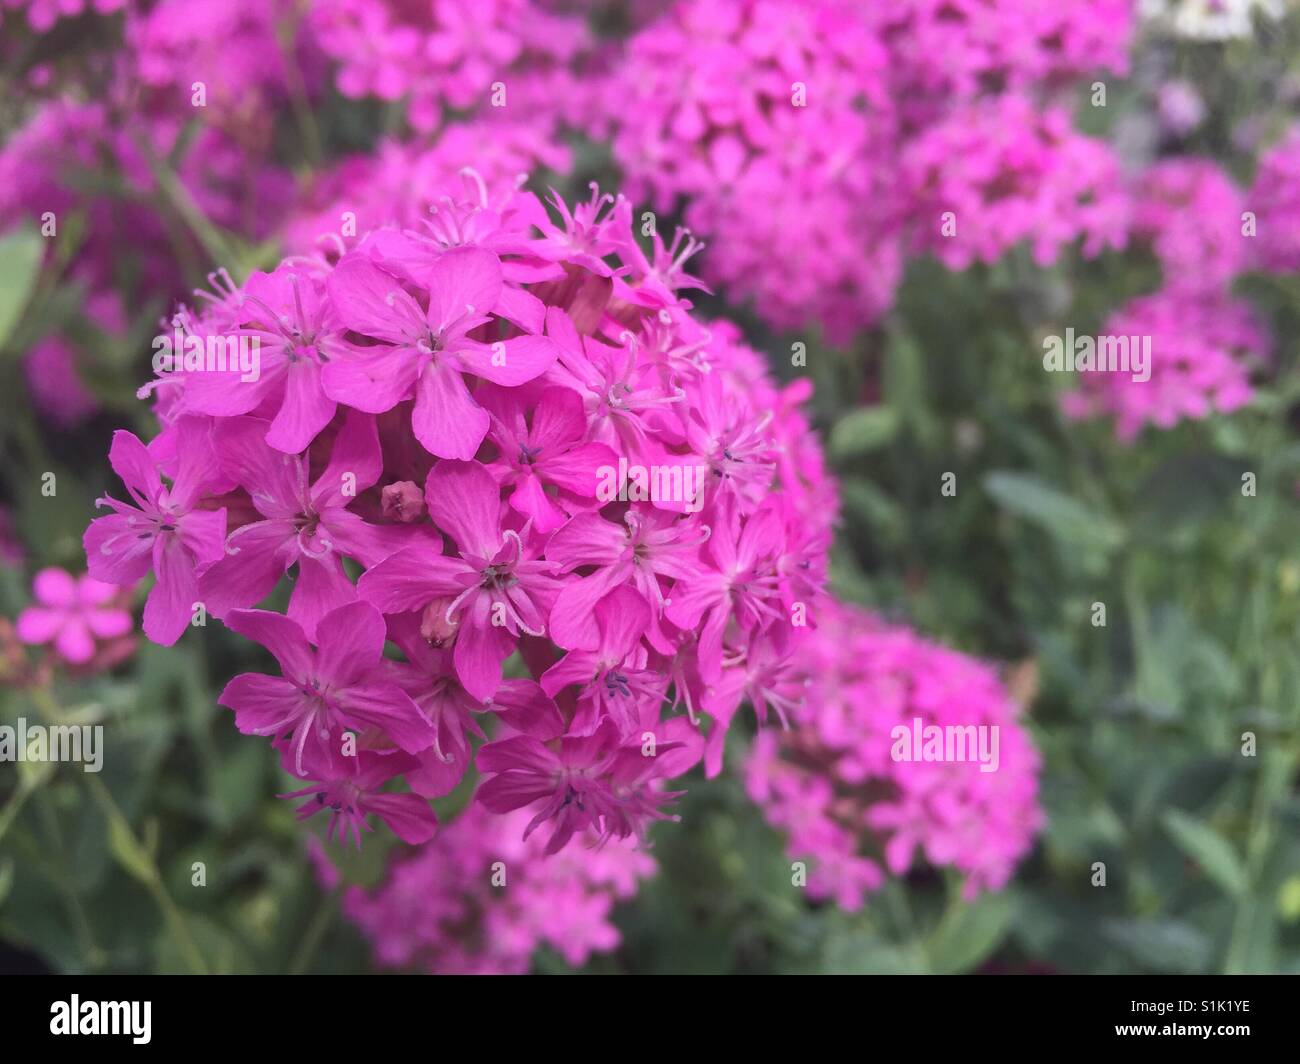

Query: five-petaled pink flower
[16,568,133,665]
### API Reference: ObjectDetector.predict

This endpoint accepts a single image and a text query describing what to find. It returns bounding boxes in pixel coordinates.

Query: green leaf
[1102,917,1211,973]
[823,929,924,975]
[984,471,1123,551]
[1161,810,1247,897]
[829,406,899,458]
[0,226,44,351]
[924,890,1014,974]
[883,330,939,447]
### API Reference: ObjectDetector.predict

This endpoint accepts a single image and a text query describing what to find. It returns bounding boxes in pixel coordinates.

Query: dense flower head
[1130,158,1247,294]
[876,0,1134,125]
[593,0,899,342]
[323,802,655,973]
[1061,288,1269,439]
[83,175,835,852]
[746,602,1043,910]
[309,0,590,134]
[902,95,1130,270]
[593,0,1136,341]
[1248,126,1300,274]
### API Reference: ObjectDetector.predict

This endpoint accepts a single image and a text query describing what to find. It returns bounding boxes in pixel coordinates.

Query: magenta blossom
[282,750,439,847]
[358,459,562,700]
[218,601,436,779]
[84,417,228,645]
[88,178,833,852]
[16,568,133,666]
[322,247,557,459]
[198,410,430,640]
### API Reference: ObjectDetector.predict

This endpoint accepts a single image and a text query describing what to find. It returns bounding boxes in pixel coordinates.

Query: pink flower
[175,266,348,454]
[283,750,438,847]
[358,460,562,700]
[326,801,654,974]
[16,568,133,666]
[541,586,657,736]
[322,247,557,459]
[218,601,436,779]
[746,602,1043,910]
[197,410,426,640]
[1062,288,1270,440]
[1130,159,1246,295]
[1249,126,1300,274]
[481,384,617,534]
[83,418,228,645]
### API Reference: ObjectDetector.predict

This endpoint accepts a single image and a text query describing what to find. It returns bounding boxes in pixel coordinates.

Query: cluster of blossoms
[317,804,655,973]
[1249,125,1300,273]
[901,95,1129,270]
[1063,157,1272,438]
[82,175,834,851]
[746,603,1043,912]
[309,0,590,135]
[590,0,1135,342]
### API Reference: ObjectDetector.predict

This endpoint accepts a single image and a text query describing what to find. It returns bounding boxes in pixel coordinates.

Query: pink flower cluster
[322,802,655,973]
[878,0,1134,123]
[592,0,1134,342]
[1062,290,1269,440]
[1249,126,1300,273]
[746,602,1043,912]
[309,0,589,135]
[83,176,834,851]
[1063,157,1272,438]
[902,95,1129,270]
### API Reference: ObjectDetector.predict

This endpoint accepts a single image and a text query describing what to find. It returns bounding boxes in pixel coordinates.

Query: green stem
[28,686,210,975]
[288,885,341,975]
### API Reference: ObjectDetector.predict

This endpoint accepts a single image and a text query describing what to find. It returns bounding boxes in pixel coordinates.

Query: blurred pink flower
[326,801,655,974]
[16,567,133,666]
[746,602,1044,910]
[1249,126,1300,273]
[23,337,98,427]
[1062,288,1269,439]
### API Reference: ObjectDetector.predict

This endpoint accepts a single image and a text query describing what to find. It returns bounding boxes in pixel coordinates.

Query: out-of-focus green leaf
[1162,810,1247,897]
[1102,917,1212,973]
[830,406,899,458]
[0,226,43,350]
[924,891,1014,974]
[984,471,1123,551]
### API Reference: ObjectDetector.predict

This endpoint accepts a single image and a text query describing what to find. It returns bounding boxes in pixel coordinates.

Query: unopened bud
[420,598,460,646]
[382,480,426,523]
